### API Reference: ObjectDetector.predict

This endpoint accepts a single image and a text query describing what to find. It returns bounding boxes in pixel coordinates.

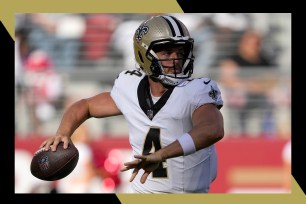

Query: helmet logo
[135,24,149,42]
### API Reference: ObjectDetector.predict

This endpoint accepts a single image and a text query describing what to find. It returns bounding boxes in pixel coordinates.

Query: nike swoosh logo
[203,79,211,85]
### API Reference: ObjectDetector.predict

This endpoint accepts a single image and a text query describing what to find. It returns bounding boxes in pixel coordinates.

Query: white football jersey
[110,69,223,193]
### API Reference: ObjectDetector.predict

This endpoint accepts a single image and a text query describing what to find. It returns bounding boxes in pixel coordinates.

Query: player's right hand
[39,134,71,152]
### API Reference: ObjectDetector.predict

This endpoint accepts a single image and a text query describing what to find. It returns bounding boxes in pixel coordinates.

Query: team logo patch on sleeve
[209,86,218,101]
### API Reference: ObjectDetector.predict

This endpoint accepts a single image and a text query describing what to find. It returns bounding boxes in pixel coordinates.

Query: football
[30,142,79,181]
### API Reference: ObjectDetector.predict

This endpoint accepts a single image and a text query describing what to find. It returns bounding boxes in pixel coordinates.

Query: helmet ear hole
[138,51,144,63]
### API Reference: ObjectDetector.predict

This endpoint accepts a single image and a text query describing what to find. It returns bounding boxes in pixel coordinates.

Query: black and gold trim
[137,76,174,120]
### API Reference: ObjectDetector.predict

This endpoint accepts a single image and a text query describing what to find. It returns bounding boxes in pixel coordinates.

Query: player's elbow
[209,127,224,144]
[214,128,224,142]
[195,126,224,150]
[74,99,92,119]
[211,114,225,142]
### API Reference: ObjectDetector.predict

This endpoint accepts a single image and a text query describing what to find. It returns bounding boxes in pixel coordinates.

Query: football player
[40,15,224,193]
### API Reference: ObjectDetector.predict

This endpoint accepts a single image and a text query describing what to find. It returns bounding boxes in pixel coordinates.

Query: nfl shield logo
[39,155,49,171]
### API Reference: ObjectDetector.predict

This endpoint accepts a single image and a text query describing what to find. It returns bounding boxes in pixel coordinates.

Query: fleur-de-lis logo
[135,24,149,42]
[209,85,218,101]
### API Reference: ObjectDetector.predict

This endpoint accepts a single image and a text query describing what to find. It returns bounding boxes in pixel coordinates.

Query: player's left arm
[142,103,224,159]
[121,103,224,184]
[189,103,224,150]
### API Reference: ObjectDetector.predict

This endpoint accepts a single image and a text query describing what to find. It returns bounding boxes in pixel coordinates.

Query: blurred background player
[219,30,277,137]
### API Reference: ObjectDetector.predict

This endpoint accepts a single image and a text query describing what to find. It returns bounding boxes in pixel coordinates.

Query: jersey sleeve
[110,69,145,112]
[188,78,224,112]
[110,70,126,111]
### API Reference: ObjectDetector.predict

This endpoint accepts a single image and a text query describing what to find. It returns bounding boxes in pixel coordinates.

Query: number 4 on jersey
[143,127,168,178]
[125,70,143,77]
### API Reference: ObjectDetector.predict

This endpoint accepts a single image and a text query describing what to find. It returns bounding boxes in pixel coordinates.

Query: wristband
[177,133,196,156]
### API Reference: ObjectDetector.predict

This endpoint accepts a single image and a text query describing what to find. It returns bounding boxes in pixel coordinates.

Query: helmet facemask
[147,39,195,86]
